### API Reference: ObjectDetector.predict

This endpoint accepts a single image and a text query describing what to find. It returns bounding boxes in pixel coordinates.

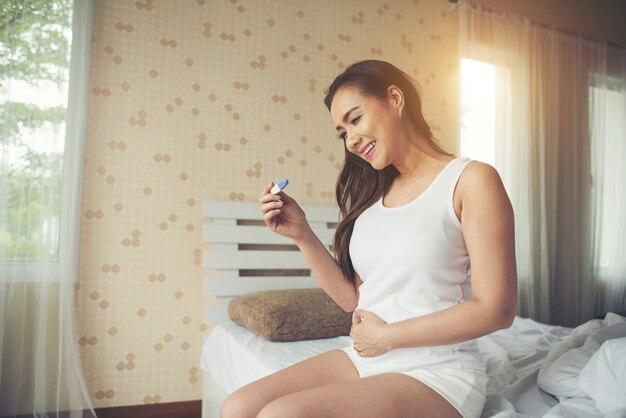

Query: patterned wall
[76,0,459,407]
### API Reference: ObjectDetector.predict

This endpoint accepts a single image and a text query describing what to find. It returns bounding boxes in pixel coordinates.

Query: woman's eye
[338,132,347,141]
[351,115,362,124]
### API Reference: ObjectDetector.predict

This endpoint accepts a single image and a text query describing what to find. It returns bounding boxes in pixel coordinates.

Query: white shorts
[341,347,488,418]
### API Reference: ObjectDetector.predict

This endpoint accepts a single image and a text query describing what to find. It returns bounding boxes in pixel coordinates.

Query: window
[459,58,496,166]
[1,1,74,279]
[589,78,626,274]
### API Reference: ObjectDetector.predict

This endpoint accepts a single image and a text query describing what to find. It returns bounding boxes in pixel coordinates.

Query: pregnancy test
[270,179,289,194]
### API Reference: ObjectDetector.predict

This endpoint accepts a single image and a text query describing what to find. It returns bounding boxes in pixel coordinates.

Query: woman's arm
[259,181,361,312]
[351,162,517,356]
[294,227,362,312]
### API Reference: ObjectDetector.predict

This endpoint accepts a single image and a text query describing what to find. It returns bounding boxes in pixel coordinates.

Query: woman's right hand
[259,182,310,241]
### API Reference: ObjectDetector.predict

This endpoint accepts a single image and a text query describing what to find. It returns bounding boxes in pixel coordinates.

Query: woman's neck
[392,140,451,184]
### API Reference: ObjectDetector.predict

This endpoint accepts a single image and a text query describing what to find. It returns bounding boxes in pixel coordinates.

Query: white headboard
[203,200,339,324]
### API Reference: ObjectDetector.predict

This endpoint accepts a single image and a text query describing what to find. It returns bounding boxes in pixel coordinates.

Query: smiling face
[330,85,405,170]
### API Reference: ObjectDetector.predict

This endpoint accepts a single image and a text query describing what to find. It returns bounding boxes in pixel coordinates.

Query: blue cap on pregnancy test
[270,179,289,194]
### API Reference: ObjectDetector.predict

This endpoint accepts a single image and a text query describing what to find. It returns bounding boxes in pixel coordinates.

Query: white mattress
[201,316,573,417]
[201,320,352,395]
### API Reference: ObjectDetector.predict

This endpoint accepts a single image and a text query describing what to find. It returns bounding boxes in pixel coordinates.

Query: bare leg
[220,349,359,418]
[257,372,463,418]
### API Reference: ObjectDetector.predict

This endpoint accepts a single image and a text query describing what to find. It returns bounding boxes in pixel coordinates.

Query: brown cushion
[228,288,353,342]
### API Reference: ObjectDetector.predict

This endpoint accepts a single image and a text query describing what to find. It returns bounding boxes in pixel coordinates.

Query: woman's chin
[367,155,386,171]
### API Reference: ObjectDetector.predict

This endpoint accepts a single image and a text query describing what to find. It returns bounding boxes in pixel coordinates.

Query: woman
[221,60,517,418]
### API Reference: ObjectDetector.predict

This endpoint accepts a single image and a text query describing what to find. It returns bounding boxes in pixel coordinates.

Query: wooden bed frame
[201,200,339,418]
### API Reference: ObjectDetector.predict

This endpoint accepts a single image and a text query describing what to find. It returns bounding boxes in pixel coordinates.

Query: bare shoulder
[456,161,512,216]
[460,160,501,186]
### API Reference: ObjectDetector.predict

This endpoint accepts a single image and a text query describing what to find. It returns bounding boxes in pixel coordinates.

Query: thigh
[257,372,463,418]
[221,349,359,418]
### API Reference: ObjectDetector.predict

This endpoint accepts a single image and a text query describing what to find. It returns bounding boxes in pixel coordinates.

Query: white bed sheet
[201,316,572,417]
[201,320,352,395]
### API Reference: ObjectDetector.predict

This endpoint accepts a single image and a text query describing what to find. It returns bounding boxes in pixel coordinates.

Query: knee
[220,390,254,418]
[257,398,305,418]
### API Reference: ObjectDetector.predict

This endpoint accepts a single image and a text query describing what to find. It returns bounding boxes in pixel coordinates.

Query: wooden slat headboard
[203,200,339,324]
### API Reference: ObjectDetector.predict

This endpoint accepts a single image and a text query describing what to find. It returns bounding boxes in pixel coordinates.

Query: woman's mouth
[361,141,376,159]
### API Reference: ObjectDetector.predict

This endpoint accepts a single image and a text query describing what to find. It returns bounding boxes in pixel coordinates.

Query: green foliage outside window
[1,0,73,262]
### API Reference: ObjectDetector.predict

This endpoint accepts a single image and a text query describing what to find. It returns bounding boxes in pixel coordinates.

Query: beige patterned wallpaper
[76,0,459,408]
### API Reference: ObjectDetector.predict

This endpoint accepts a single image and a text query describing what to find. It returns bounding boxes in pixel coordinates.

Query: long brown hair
[324,60,450,284]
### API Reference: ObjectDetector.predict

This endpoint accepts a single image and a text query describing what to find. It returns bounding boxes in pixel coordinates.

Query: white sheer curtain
[457,1,626,326]
[589,54,626,319]
[1,1,96,417]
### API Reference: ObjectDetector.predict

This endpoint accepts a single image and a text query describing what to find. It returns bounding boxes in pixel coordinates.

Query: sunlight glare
[460,58,495,166]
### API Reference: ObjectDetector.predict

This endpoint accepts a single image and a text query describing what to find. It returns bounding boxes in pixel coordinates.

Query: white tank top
[347,157,485,372]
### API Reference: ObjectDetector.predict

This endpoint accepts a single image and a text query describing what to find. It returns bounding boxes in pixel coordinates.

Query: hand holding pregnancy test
[262,178,308,240]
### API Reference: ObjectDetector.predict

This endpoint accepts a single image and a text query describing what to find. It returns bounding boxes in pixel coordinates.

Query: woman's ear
[387,85,405,117]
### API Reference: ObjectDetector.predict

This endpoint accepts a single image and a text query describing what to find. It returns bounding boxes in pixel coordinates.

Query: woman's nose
[347,132,361,153]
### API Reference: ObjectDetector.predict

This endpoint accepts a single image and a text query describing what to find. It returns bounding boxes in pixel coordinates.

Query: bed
[200,200,626,418]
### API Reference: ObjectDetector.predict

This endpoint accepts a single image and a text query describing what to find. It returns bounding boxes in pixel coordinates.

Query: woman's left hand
[350,309,390,357]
